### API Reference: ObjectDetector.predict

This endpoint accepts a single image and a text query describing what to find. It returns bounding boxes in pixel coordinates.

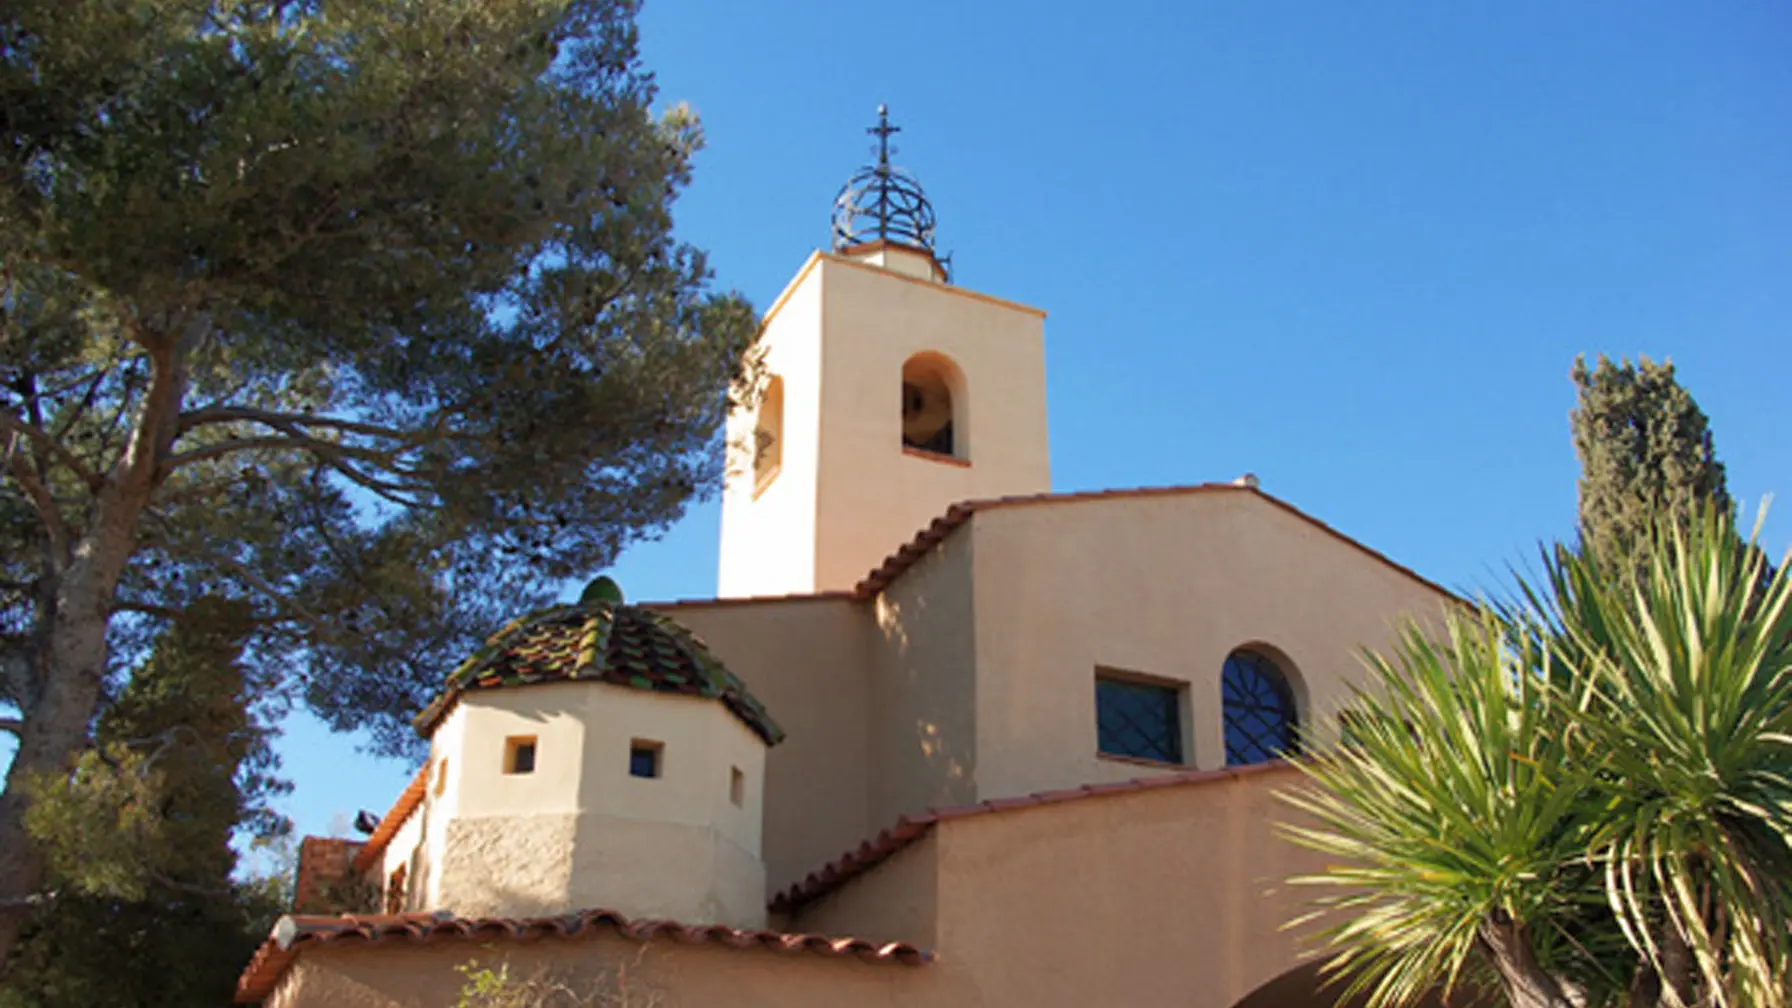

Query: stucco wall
[663,489,1453,901]
[788,832,940,949]
[566,816,765,929]
[265,940,932,1008]
[965,489,1456,798]
[929,764,1326,1007]
[813,255,1051,593]
[420,709,468,907]
[649,596,874,895]
[718,256,824,597]
[260,767,1352,1008]
[437,813,580,918]
[428,681,768,927]
[368,801,428,911]
[449,684,586,820]
[719,252,1052,598]
[869,529,979,829]
[842,242,944,281]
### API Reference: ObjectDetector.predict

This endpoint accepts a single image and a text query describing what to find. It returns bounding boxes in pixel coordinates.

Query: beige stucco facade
[664,485,1453,895]
[262,767,1436,1008]
[717,250,1052,598]
[254,248,1463,1007]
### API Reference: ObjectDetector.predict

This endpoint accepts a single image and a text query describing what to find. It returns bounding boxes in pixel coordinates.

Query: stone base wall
[437,813,766,928]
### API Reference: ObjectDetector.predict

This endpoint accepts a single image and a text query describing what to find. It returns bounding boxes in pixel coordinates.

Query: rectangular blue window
[1096,675,1183,764]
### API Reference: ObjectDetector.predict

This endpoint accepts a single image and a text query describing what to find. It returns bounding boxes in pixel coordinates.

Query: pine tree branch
[110,599,186,620]
[0,413,103,492]
[176,406,418,442]
[138,509,330,631]
[166,409,436,506]
[5,433,71,564]
[161,434,418,474]
[106,330,188,502]
[50,366,120,444]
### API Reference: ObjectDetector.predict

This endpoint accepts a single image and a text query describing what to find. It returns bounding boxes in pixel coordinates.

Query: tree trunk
[0,598,113,971]
[0,334,185,972]
[1480,917,1582,1008]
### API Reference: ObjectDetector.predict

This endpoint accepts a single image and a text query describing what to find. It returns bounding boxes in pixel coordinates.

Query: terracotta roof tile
[351,767,427,874]
[413,601,784,745]
[234,908,929,1003]
[851,484,1464,604]
[770,762,1299,914]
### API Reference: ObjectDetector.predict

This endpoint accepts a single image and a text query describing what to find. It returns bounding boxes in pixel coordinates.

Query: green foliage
[1284,509,1792,1008]
[0,888,281,1008]
[1572,355,1730,573]
[21,598,283,899]
[2,601,290,1006]
[0,0,758,752]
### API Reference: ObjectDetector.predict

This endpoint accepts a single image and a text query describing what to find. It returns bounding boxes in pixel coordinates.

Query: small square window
[1096,673,1184,764]
[629,740,662,779]
[504,736,537,775]
[729,767,745,807]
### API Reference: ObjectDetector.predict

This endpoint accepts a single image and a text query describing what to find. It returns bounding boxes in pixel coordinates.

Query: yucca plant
[1283,508,1792,1008]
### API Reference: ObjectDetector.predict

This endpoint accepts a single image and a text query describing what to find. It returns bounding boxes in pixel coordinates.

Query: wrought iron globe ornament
[831,104,950,281]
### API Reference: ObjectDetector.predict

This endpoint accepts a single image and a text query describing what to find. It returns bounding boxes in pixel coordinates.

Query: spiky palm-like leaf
[1282,508,1792,1008]
[1539,510,1792,1008]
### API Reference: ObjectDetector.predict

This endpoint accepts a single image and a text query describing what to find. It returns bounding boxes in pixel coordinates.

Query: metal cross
[867,103,900,167]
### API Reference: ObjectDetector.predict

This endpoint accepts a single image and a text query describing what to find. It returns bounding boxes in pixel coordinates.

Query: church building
[234,108,1456,1008]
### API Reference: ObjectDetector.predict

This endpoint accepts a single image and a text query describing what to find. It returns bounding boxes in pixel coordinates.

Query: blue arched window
[1222,650,1298,766]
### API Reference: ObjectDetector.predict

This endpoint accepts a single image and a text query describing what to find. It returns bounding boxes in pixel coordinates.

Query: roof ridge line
[851,483,1464,604]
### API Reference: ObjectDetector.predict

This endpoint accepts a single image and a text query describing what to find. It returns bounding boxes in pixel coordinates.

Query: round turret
[410,582,778,929]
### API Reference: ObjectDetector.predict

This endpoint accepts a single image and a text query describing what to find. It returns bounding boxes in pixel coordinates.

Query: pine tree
[0,0,759,958]
[1570,355,1731,569]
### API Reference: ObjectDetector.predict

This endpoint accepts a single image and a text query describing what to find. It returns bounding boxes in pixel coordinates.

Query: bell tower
[717,106,1051,598]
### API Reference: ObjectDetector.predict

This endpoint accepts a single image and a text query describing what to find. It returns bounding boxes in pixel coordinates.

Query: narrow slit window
[754,375,784,492]
[504,736,537,775]
[630,740,663,779]
[729,767,745,807]
[434,758,448,796]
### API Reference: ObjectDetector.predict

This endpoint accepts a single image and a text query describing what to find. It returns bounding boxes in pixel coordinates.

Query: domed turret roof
[413,586,784,745]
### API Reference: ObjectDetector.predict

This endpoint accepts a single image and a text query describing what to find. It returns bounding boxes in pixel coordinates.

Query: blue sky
[93,3,1792,854]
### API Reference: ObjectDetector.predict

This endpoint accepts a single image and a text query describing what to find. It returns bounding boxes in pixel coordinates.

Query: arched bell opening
[900,352,966,460]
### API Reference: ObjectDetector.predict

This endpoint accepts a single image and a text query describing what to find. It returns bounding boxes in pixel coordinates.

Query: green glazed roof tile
[412,600,785,746]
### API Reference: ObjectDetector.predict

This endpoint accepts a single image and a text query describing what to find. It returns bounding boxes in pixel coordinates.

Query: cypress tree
[1570,355,1731,569]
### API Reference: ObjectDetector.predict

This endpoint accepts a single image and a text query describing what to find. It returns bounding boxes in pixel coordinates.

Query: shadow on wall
[873,558,974,810]
[1231,961,1489,1008]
